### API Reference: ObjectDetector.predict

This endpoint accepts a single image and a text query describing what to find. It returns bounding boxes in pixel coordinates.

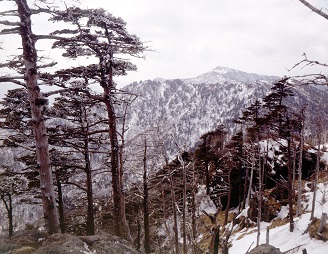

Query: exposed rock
[0,231,142,254]
[34,232,142,254]
[247,244,283,254]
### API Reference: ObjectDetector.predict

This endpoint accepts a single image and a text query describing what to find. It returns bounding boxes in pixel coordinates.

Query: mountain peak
[212,66,232,73]
[184,66,277,85]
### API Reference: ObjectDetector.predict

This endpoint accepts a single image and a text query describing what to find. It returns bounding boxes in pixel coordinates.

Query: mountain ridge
[123,66,327,157]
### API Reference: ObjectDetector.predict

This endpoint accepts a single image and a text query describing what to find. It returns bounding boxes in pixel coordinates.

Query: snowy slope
[229,181,328,254]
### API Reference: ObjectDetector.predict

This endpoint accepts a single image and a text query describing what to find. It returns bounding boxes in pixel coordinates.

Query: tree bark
[15,0,60,235]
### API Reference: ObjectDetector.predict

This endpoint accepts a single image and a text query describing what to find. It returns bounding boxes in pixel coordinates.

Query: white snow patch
[229,181,328,254]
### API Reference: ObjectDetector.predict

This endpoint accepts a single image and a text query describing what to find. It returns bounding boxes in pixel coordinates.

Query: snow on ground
[229,182,328,254]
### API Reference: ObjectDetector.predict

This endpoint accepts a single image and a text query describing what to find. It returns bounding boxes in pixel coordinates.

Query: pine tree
[44,7,146,240]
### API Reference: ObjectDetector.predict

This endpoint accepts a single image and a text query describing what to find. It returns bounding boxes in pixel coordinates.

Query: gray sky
[78,0,328,86]
[1,0,328,90]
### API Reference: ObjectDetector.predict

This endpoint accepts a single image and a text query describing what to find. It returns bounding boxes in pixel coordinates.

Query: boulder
[248,244,283,254]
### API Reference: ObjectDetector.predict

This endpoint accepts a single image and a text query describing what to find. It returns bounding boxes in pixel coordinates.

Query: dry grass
[12,246,36,254]
[308,218,328,241]
[268,218,289,230]
[197,211,236,252]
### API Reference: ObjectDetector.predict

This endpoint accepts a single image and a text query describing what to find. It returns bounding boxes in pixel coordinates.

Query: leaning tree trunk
[15,0,60,235]
[99,54,131,241]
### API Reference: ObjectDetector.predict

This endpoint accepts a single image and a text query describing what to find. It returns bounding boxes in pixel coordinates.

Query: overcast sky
[1,0,328,89]
[75,0,328,86]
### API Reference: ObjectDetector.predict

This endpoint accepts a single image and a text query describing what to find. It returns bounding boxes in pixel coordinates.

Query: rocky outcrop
[247,244,283,254]
[0,230,142,254]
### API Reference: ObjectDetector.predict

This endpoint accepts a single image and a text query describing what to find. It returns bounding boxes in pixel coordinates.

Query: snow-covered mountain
[185,66,277,84]
[123,66,328,156]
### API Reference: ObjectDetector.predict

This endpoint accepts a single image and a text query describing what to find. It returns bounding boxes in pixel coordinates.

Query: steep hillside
[123,66,328,156]
[229,174,328,254]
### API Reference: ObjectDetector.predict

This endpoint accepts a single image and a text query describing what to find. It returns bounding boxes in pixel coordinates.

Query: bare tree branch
[288,53,328,72]
[0,20,20,26]
[298,0,328,20]
[0,27,20,35]
[34,34,66,41]
[0,137,35,152]
[0,76,26,86]
[0,60,22,68]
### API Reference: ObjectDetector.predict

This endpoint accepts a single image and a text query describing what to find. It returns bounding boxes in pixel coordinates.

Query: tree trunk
[257,150,262,246]
[311,139,321,221]
[191,161,197,252]
[15,0,60,235]
[296,124,304,217]
[224,169,232,226]
[168,165,179,254]
[246,157,254,209]
[99,52,131,240]
[242,165,249,210]
[1,193,14,237]
[84,137,94,235]
[181,156,187,254]
[318,212,327,234]
[143,138,151,254]
[213,225,220,254]
[55,173,66,233]
[287,134,294,232]
[8,194,13,237]
[105,94,130,239]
